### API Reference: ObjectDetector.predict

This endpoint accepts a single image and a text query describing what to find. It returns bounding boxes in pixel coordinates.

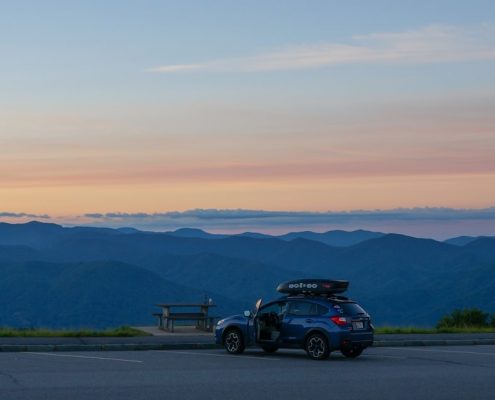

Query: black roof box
[277,279,349,295]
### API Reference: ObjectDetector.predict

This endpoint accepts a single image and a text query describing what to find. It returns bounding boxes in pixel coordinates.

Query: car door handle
[305,319,314,323]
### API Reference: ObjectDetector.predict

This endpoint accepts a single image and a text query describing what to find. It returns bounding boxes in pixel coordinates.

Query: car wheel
[341,346,363,358]
[224,328,245,354]
[304,333,330,360]
[261,344,279,353]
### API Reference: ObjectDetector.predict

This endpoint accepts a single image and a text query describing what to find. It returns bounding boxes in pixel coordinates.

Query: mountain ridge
[1,221,494,328]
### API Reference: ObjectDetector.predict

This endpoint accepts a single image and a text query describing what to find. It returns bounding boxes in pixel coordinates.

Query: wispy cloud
[147,24,495,73]
[147,63,207,73]
[0,212,50,219]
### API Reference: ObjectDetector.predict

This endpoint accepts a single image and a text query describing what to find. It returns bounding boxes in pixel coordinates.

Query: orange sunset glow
[1,2,494,238]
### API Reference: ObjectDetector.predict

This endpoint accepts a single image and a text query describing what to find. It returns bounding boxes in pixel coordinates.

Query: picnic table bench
[154,303,218,332]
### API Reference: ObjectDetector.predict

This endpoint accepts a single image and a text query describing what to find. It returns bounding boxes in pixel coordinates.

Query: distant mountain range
[0,221,494,329]
[163,226,386,246]
[443,235,495,246]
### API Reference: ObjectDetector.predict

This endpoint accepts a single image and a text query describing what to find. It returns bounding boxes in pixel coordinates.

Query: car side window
[288,301,329,316]
[259,302,287,316]
[288,301,313,316]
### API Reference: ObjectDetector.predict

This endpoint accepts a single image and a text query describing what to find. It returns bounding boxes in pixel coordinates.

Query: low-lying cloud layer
[3,207,493,240]
[83,207,495,222]
[0,212,50,219]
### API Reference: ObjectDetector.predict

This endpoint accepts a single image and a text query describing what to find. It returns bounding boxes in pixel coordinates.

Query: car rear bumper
[342,331,374,348]
[350,332,373,348]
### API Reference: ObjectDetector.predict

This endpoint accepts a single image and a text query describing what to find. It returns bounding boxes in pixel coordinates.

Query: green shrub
[436,308,489,329]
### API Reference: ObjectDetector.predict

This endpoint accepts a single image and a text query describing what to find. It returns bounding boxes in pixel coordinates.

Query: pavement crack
[407,356,495,370]
[0,370,23,388]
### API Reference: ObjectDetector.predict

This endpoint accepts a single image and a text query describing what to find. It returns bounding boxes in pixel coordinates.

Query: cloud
[0,212,50,219]
[147,24,495,73]
[76,207,495,238]
[2,208,494,239]
[146,63,208,73]
[82,207,495,223]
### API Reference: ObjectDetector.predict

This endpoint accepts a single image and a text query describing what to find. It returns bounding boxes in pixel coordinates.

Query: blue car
[215,279,374,360]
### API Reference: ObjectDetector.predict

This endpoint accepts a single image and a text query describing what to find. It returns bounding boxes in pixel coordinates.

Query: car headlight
[217,319,225,326]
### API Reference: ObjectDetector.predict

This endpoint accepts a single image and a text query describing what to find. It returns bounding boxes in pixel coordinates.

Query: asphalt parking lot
[1,346,494,400]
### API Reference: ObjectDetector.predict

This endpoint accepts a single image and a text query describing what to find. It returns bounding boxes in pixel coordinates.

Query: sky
[1,1,494,237]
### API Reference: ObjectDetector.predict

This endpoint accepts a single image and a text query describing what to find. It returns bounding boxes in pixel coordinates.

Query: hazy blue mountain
[0,221,127,249]
[0,221,385,248]
[137,252,302,305]
[462,238,495,262]
[0,221,65,249]
[0,245,40,263]
[42,232,301,265]
[164,227,386,247]
[236,232,275,239]
[444,236,478,246]
[1,222,494,328]
[164,228,228,239]
[444,236,495,246]
[0,259,242,329]
[278,229,385,246]
[116,227,143,234]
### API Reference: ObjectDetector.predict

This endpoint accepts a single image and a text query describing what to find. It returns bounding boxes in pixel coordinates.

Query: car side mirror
[243,310,252,318]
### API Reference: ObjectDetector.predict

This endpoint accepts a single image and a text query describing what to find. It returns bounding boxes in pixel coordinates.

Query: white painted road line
[387,347,495,356]
[157,350,281,361]
[25,352,143,363]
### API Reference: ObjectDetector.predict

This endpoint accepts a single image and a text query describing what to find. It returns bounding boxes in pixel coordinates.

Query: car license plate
[353,321,364,330]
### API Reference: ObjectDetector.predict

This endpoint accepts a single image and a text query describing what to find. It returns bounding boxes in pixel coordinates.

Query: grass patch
[376,326,495,334]
[376,327,436,334]
[0,326,151,337]
[436,327,495,334]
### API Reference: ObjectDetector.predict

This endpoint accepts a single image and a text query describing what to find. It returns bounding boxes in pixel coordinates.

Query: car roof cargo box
[277,279,349,296]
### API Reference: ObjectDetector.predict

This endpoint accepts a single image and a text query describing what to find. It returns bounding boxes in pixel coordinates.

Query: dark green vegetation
[437,308,495,329]
[0,326,149,337]
[372,308,495,333]
[376,326,495,334]
[376,308,495,333]
[0,221,494,328]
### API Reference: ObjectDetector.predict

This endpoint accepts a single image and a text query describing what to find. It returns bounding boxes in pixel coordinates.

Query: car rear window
[332,302,366,316]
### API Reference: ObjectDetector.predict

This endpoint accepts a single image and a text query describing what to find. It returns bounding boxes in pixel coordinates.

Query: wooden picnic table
[154,303,217,332]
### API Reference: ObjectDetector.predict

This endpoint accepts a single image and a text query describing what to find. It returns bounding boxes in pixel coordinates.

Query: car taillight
[330,316,348,326]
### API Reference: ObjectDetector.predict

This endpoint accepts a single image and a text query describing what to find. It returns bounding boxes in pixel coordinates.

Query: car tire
[304,333,330,360]
[223,328,245,354]
[341,346,363,358]
[261,344,279,353]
